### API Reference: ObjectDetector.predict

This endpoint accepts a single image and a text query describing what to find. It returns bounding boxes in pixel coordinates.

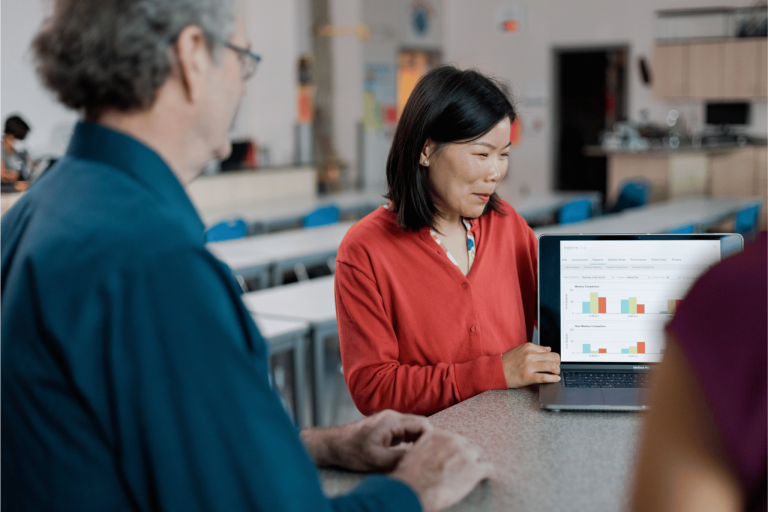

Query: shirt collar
[65,121,204,241]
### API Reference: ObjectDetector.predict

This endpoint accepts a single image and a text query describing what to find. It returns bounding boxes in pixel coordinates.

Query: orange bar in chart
[637,342,646,354]
[598,349,607,353]
[637,304,645,313]
[598,297,606,314]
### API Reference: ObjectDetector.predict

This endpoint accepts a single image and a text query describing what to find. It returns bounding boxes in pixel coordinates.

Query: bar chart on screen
[558,239,722,362]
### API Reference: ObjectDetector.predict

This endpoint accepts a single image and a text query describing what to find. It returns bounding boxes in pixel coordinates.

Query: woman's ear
[420,139,434,167]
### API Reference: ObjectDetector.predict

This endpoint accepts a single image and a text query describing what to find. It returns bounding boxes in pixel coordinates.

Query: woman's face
[423,117,511,222]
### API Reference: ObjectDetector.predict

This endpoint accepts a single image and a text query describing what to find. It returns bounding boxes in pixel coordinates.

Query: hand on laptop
[501,342,561,388]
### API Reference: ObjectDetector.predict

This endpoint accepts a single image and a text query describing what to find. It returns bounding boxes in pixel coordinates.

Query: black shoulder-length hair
[385,65,516,231]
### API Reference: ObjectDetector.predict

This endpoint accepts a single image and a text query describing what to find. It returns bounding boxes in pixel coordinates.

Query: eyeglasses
[223,42,261,80]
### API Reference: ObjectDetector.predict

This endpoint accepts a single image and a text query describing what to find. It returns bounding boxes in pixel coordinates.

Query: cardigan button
[470,324,478,333]
[462,283,468,290]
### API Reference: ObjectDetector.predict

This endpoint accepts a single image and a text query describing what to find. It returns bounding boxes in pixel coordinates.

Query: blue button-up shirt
[1,122,419,512]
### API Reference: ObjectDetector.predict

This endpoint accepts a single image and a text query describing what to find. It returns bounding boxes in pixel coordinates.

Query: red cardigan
[334,200,538,416]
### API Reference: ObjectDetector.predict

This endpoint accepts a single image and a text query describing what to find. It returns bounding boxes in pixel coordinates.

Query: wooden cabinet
[653,44,688,99]
[710,147,757,196]
[607,146,766,211]
[757,39,767,97]
[654,38,767,99]
[607,154,670,204]
[689,42,724,99]
[723,39,759,99]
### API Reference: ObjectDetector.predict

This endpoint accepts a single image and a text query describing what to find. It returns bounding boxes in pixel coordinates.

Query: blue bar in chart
[582,302,590,313]
[582,344,591,353]
[621,349,629,354]
[621,300,629,314]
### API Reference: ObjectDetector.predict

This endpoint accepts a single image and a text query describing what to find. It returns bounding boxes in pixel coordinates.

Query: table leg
[313,329,325,426]
[293,336,309,428]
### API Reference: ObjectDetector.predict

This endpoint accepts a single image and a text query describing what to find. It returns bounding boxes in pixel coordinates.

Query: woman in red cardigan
[335,66,561,417]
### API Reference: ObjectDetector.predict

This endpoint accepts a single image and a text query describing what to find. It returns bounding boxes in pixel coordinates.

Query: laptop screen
[557,239,722,363]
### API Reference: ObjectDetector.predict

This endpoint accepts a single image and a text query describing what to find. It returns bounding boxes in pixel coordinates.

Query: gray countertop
[320,388,644,512]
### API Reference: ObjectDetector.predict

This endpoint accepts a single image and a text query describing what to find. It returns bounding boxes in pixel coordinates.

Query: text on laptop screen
[559,240,721,363]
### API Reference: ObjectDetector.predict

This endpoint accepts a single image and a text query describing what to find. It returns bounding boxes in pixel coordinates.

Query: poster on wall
[363,63,397,131]
[401,0,441,48]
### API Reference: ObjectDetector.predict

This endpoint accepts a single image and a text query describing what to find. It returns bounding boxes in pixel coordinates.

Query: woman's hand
[501,343,561,388]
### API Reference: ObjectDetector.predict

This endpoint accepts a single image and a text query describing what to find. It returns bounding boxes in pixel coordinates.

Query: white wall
[443,0,767,196]
[1,0,78,156]
[1,1,299,166]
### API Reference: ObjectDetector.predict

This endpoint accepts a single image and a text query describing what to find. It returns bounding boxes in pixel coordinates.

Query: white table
[503,190,603,224]
[533,196,761,236]
[207,222,355,287]
[243,277,337,427]
[253,316,311,428]
[201,191,385,233]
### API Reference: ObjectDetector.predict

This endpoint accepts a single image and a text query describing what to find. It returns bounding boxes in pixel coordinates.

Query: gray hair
[32,0,236,117]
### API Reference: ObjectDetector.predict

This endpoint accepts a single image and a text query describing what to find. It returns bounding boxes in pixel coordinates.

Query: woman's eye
[501,153,509,158]
[475,153,488,158]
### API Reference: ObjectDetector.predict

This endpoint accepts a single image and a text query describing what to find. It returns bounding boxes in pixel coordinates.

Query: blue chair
[558,198,593,224]
[667,223,695,234]
[734,203,761,240]
[206,218,247,242]
[607,179,651,214]
[304,205,340,228]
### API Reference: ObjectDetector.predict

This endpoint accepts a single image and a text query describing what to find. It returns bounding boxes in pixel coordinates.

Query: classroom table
[533,196,761,236]
[320,387,643,511]
[242,276,337,427]
[253,316,311,428]
[207,221,355,287]
[202,191,385,234]
[503,190,603,224]
[202,189,603,234]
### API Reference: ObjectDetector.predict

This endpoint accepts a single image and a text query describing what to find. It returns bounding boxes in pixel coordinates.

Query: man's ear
[173,25,211,103]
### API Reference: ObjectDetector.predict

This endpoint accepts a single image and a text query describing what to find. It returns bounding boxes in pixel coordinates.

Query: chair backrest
[734,203,761,238]
[607,179,651,214]
[667,223,695,234]
[206,219,247,242]
[558,198,593,224]
[304,205,340,228]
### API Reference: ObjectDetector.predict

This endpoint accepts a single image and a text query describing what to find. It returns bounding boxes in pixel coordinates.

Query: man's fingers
[379,412,432,446]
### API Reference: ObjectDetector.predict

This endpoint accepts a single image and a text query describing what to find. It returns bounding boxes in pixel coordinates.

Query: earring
[423,159,429,166]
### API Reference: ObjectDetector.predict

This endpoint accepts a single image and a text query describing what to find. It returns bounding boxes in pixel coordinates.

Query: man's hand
[390,429,495,512]
[301,410,432,471]
[501,342,560,388]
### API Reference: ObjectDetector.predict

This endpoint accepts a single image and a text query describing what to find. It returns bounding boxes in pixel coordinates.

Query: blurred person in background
[335,66,560,417]
[1,115,32,192]
[632,233,766,512]
[0,1,493,511]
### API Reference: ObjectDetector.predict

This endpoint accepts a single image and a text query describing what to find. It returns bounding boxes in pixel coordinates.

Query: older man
[1,1,492,511]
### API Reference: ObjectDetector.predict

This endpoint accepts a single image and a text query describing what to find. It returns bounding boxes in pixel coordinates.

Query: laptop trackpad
[562,388,605,405]
[601,388,646,406]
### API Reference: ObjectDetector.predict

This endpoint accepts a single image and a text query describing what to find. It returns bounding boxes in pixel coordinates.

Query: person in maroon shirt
[632,232,767,512]
[336,66,560,416]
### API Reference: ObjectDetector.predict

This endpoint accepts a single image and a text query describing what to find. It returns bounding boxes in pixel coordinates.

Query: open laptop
[537,233,742,411]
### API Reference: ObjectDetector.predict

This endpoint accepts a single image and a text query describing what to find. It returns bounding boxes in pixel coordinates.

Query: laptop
[537,233,742,411]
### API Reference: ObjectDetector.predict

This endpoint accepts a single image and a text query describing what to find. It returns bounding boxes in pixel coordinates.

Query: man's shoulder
[4,157,204,283]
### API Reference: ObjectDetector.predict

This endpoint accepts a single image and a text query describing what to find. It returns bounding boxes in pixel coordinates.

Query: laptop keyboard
[563,372,652,388]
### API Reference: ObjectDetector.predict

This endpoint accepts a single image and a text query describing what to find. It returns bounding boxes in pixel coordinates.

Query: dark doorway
[555,47,627,201]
